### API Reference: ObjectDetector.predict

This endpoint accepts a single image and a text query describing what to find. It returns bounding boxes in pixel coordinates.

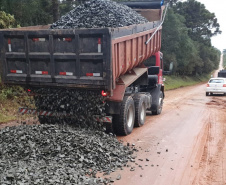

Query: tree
[162,9,202,75]
[52,0,59,22]
[223,54,226,69]
[0,11,17,29]
[0,0,54,26]
[174,0,221,45]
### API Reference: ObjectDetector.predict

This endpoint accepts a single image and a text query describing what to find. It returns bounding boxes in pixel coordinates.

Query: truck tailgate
[0,28,111,90]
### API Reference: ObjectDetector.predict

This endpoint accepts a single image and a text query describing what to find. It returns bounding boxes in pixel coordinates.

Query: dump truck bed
[218,70,226,78]
[0,22,162,92]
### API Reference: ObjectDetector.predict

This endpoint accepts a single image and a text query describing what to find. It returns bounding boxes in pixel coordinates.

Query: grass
[164,74,210,91]
[0,77,31,123]
[0,101,18,123]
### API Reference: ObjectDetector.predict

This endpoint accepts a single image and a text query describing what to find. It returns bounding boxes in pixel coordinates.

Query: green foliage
[223,54,226,69]
[162,9,202,75]
[223,49,226,55]
[173,0,221,45]
[162,1,221,76]
[0,77,24,101]
[164,74,210,90]
[0,87,14,100]
[0,11,17,28]
[0,0,53,26]
[0,0,222,77]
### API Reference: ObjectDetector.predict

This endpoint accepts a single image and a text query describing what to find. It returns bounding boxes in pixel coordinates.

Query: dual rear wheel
[113,91,163,136]
[114,94,147,136]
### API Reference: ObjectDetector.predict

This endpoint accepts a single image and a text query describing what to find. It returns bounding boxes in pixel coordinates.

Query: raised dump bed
[0,2,166,136]
[0,22,161,98]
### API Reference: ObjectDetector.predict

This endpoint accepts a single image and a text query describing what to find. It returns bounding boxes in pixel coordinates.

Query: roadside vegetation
[0,77,32,123]
[162,0,221,75]
[223,52,226,69]
[164,74,210,91]
[0,0,221,74]
[0,77,21,122]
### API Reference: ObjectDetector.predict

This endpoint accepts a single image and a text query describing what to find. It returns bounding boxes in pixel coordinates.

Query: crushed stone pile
[50,0,148,29]
[19,88,106,127]
[0,124,136,184]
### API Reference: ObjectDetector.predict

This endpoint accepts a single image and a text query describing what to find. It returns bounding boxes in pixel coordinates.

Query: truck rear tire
[115,96,135,136]
[134,94,146,127]
[152,91,163,115]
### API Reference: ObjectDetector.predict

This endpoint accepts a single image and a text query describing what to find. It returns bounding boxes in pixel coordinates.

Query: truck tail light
[206,84,209,87]
[86,73,93,76]
[101,90,108,97]
[33,38,39,42]
[10,70,16,73]
[63,38,72,42]
[223,84,226,87]
[86,73,100,77]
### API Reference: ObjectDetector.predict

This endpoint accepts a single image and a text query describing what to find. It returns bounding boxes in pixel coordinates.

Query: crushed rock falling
[6,87,138,184]
[24,87,106,128]
[50,0,148,29]
[0,124,137,184]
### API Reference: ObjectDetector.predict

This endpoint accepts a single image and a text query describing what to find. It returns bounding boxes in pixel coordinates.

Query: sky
[196,0,226,52]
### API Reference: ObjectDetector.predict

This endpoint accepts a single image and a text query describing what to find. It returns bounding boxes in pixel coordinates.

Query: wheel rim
[127,105,134,128]
[140,103,145,122]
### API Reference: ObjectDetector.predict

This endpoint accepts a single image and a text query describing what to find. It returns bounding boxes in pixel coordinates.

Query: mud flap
[149,84,162,111]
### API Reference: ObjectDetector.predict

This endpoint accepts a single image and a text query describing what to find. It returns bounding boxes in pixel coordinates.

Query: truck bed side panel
[111,23,162,89]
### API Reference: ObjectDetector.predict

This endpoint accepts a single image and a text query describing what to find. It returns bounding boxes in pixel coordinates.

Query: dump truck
[218,70,226,78]
[0,1,167,135]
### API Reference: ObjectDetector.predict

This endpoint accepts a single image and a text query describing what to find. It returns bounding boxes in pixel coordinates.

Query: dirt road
[110,58,226,185]
[109,83,226,185]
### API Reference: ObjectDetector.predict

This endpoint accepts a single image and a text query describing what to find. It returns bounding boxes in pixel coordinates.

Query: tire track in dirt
[192,97,226,185]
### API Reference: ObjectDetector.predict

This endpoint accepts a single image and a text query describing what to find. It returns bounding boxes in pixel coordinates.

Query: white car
[206,78,226,96]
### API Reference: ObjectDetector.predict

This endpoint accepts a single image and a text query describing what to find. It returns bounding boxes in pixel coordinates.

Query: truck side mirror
[148,66,159,75]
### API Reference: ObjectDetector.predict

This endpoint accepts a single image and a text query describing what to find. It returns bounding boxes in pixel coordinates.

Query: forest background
[0,0,223,75]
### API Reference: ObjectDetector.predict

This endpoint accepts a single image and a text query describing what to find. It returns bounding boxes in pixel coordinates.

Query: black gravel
[0,124,136,184]
[24,88,106,128]
[50,0,148,29]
